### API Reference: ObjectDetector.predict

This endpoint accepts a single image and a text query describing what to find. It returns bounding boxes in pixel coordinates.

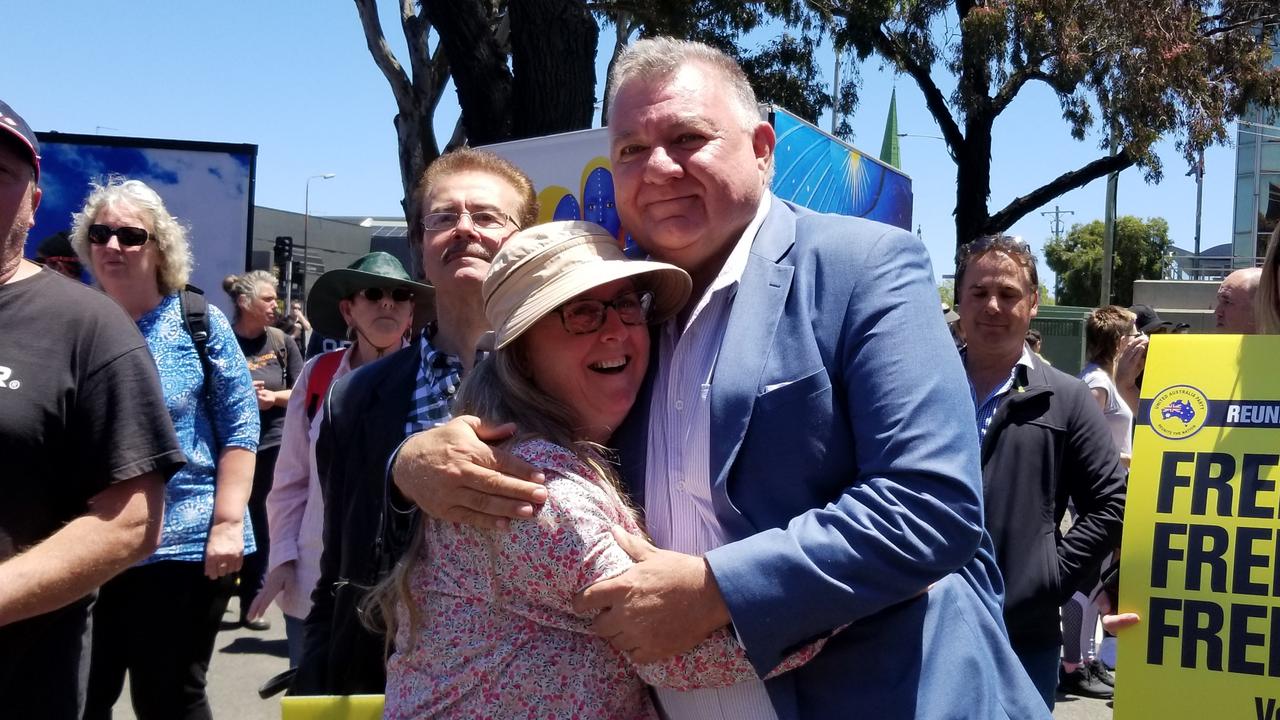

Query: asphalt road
[109,599,1115,720]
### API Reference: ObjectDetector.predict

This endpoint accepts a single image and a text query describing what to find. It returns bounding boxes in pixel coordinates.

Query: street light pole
[302,173,336,304]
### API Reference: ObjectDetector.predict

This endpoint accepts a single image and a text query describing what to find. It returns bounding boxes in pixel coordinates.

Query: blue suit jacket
[613,199,1050,719]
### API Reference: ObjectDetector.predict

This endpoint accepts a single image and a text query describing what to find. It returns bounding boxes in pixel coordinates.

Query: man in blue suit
[396,38,1047,719]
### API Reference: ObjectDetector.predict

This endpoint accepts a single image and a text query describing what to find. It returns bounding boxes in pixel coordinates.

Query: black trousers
[84,560,234,720]
[239,443,280,609]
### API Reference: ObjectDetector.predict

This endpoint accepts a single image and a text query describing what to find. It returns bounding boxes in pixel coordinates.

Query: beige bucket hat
[482,220,691,350]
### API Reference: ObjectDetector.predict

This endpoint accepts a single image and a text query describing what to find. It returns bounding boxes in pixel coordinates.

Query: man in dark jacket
[955,235,1126,710]
[291,148,537,695]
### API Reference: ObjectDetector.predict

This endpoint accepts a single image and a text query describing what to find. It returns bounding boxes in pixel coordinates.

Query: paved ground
[110,599,1115,719]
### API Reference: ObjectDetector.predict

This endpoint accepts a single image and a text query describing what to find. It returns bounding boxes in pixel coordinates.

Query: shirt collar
[709,192,772,294]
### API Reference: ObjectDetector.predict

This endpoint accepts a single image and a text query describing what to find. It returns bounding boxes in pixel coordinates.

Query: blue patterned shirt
[136,293,260,563]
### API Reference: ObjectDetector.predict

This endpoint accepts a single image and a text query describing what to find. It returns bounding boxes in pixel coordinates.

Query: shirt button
[676,481,687,492]
[675,400,685,411]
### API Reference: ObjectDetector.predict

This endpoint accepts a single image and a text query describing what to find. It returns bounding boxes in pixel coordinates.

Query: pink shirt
[264,348,356,619]
[384,439,819,719]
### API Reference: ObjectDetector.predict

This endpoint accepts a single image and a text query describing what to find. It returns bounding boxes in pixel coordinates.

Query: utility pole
[1041,205,1075,242]
[1193,149,1205,259]
[831,49,840,135]
[1101,127,1119,307]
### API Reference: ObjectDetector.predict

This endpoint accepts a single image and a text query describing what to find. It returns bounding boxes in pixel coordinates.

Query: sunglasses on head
[356,286,415,303]
[87,224,150,247]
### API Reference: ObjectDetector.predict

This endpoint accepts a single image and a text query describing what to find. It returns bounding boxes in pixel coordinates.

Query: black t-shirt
[0,268,185,715]
[236,328,303,449]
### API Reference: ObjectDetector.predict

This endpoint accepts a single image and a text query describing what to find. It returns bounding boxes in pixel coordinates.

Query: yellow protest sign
[1116,335,1280,719]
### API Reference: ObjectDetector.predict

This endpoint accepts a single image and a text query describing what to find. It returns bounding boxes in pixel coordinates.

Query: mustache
[440,242,494,265]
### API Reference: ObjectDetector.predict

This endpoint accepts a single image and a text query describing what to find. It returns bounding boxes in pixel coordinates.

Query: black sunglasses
[357,286,415,303]
[87,224,150,247]
[555,290,654,335]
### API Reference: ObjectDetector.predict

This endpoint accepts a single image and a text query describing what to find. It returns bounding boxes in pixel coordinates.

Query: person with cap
[376,220,834,719]
[246,252,431,667]
[0,101,184,719]
[35,230,84,280]
[290,147,538,696]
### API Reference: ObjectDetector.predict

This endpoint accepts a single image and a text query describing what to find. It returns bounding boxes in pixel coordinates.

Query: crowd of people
[3,36,1280,720]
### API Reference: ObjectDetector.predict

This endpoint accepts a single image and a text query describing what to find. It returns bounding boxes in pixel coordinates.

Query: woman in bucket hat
[369,221,828,719]
[247,252,432,666]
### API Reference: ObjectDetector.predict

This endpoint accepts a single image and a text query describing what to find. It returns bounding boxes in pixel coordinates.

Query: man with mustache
[292,148,537,695]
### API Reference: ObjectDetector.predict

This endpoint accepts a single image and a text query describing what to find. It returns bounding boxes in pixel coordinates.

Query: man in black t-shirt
[0,99,186,719]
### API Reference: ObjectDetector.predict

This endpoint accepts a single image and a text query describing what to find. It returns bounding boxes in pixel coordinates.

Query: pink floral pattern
[384,439,820,719]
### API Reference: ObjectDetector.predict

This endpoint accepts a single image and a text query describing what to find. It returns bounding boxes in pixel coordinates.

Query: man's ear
[27,185,41,226]
[338,298,355,327]
[752,121,776,173]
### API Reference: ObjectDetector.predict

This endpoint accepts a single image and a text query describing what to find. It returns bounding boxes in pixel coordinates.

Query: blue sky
[5,2,1234,286]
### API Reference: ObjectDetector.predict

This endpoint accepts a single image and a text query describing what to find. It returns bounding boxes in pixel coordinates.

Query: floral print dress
[384,439,821,719]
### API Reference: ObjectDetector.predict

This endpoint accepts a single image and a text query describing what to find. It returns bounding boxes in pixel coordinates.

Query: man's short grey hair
[70,177,193,294]
[606,37,761,129]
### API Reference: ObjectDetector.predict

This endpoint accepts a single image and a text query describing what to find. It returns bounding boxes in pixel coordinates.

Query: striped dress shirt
[643,195,780,720]
[967,343,1035,443]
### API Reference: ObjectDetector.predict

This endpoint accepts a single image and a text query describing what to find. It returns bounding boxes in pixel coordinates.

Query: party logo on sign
[1149,384,1209,440]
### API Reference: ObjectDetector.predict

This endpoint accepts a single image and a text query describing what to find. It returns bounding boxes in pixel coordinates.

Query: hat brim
[307,268,435,340]
[492,259,691,349]
[1139,320,1175,334]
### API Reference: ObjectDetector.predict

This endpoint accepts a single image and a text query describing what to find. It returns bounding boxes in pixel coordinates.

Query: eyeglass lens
[360,287,414,303]
[422,210,511,231]
[87,224,149,246]
[559,291,653,334]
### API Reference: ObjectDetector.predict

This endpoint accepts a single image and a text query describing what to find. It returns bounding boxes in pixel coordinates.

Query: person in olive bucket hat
[246,251,431,667]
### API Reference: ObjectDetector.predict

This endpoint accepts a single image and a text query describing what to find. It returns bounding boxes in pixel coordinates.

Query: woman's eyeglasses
[87,224,150,247]
[555,290,653,335]
[358,286,415,304]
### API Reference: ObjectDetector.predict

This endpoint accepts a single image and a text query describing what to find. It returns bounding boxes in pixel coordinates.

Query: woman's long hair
[358,339,635,649]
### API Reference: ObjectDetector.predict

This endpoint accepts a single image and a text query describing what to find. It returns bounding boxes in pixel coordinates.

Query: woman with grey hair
[70,177,260,720]
[224,270,303,630]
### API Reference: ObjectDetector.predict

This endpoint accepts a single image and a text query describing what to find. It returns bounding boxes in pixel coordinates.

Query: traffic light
[273,236,293,269]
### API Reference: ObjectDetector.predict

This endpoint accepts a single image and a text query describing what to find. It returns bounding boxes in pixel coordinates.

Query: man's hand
[205,519,245,580]
[392,415,547,530]
[573,527,732,664]
[1101,612,1141,633]
[247,561,295,620]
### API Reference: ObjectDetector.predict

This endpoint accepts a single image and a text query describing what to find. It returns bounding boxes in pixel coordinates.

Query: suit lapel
[709,201,797,496]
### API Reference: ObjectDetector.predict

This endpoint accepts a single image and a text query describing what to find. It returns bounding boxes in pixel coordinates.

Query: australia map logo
[1150,385,1209,440]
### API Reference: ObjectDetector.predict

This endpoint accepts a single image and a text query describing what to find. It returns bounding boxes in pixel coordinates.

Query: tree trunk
[953,117,993,249]
[509,0,598,138]
[424,0,514,145]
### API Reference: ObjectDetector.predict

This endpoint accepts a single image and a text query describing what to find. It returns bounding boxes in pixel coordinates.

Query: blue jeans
[284,614,305,668]
[1011,640,1061,711]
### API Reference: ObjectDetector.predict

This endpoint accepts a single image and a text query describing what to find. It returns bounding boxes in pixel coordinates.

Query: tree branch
[427,43,451,115]
[354,0,413,107]
[991,67,1053,116]
[402,0,434,97]
[870,27,964,156]
[987,150,1135,233]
